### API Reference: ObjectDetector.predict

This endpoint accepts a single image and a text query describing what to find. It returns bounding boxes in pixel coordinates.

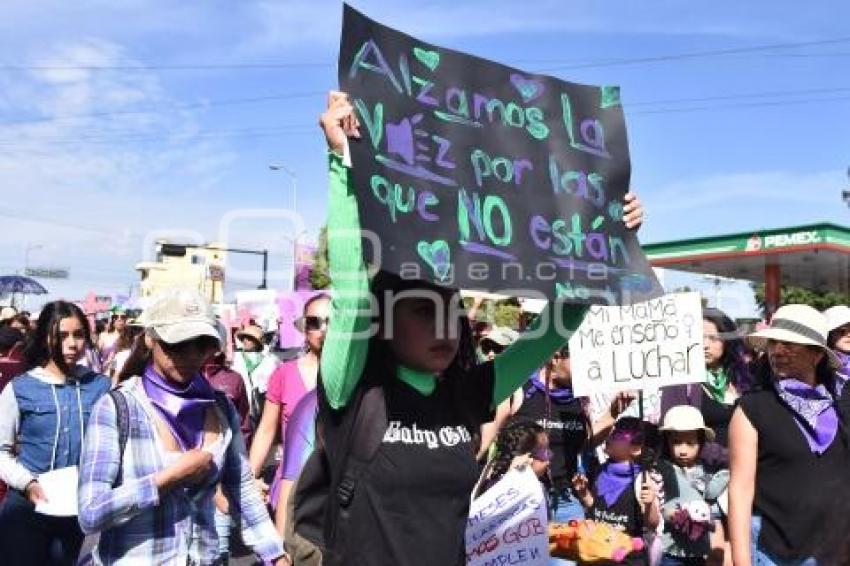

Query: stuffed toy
[665,499,712,541]
[549,520,644,563]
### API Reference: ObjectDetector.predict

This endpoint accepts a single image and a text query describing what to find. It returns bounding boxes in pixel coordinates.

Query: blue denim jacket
[11,368,110,474]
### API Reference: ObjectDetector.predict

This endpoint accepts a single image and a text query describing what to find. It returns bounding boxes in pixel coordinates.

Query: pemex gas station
[642,222,850,319]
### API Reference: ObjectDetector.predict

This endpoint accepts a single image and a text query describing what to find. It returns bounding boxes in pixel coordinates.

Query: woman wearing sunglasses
[78,289,288,566]
[98,308,128,367]
[249,293,330,536]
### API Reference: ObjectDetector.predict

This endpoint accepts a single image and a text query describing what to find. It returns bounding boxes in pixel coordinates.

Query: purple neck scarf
[774,378,838,455]
[527,372,575,403]
[596,461,641,507]
[143,364,217,451]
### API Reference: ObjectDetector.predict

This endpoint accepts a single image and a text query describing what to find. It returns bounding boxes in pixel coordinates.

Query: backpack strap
[108,389,130,488]
[320,377,387,556]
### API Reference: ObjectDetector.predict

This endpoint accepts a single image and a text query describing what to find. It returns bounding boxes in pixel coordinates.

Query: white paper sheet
[35,465,79,517]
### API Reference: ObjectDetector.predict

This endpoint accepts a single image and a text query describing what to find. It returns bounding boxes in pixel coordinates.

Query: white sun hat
[748,304,840,368]
[824,305,850,333]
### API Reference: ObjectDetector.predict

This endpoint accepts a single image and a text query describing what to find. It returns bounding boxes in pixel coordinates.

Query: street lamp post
[269,163,297,216]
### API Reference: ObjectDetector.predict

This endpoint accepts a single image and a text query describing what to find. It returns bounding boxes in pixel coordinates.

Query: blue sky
[1,0,848,317]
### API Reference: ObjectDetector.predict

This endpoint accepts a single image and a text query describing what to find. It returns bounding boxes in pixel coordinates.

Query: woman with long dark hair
[301,92,644,565]
[78,289,287,565]
[0,301,110,565]
[661,307,751,469]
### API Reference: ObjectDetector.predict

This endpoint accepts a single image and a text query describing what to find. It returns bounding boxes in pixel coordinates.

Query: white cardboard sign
[569,292,706,397]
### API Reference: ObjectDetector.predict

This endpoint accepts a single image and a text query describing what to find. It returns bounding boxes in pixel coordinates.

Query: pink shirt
[266,359,313,445]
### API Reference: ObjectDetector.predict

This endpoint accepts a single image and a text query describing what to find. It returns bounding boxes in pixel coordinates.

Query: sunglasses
[112,314,128,320]
[297,316,329,333]
[530,446,553,462]
[159,336,218,357]
[480,340,505,356]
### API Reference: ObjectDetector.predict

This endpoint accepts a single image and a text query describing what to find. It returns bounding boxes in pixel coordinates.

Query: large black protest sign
[338,4,661,304]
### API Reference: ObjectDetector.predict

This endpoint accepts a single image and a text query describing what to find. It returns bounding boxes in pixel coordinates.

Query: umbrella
[0,275,48,295]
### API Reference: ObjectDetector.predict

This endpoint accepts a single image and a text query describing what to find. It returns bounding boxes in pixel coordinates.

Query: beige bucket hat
[660,405,716,442]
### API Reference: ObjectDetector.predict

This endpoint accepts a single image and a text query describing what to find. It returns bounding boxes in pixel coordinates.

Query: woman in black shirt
[729,304,849,564]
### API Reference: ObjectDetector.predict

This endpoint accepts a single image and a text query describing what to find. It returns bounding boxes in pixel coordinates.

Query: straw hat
[824,305,850,333]
[236,324,265,346]
[141,289,220,345]
[660,405,715,442]
[748,304,841,368]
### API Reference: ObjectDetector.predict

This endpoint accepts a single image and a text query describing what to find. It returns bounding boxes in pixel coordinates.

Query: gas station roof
[643,222,850,294]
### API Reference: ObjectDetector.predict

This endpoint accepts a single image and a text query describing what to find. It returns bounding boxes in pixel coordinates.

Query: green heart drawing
[413,47,440,71]
[600,85,621,109]
[417,240,451,281]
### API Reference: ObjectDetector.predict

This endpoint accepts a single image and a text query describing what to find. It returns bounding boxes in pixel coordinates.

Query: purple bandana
[774,378,838,455]
[143,364,217,451]
[527,372,575,403]
[596,461,641,507]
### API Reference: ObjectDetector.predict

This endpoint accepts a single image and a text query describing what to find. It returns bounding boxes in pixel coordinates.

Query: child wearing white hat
[657,406,725,566]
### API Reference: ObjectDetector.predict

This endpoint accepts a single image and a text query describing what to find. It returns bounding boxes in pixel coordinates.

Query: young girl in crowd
[77,289,287,565]
[481,420,550,493]
[572,417,659,562]
[310,92,644,565]
[657,406,723,566]
[0,301,111,566]
[249,292,330,536]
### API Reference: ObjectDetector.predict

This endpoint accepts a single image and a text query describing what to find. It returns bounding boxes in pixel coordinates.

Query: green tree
[752,283,849,313]
[309,226,331,290]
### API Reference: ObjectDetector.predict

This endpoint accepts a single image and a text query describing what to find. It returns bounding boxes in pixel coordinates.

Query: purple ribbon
[596,461,640,507]
[143,364,217,451]
[774,378,838,455]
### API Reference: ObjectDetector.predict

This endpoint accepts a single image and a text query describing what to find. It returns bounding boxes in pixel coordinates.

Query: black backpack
[285,377,388,566]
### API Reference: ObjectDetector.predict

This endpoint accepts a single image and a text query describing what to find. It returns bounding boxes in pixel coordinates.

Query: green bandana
[242,352,262,376]
[397,365,437,396]
[703,367,730,404]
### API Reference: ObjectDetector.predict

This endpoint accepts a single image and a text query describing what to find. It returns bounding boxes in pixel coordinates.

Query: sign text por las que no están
[339,4,660,304]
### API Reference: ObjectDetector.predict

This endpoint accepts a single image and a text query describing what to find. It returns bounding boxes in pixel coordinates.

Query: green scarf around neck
[703,367,730,404]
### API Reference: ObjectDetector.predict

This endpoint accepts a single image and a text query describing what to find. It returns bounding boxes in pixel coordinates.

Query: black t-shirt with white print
[338,363,495,566]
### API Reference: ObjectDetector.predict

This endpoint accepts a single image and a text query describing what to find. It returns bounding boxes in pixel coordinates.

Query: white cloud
[0,39,241,304]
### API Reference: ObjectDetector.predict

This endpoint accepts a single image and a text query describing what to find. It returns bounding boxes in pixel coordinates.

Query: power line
[0,91,326,127]
[1,34,848,75]
[627,85,850,107]
[629,94,850,116]
[537,35,850,71]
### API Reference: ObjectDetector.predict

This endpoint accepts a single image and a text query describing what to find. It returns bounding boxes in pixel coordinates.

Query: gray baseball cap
[141,289,220,345]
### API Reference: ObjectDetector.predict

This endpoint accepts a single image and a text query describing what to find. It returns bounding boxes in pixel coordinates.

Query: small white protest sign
[569,292,706,397]
[465,466,549,566]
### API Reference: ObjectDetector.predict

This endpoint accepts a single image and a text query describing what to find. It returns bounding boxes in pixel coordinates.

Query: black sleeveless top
[332,363,494,566]
[513,384,588,487]
[739,389,850,559]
